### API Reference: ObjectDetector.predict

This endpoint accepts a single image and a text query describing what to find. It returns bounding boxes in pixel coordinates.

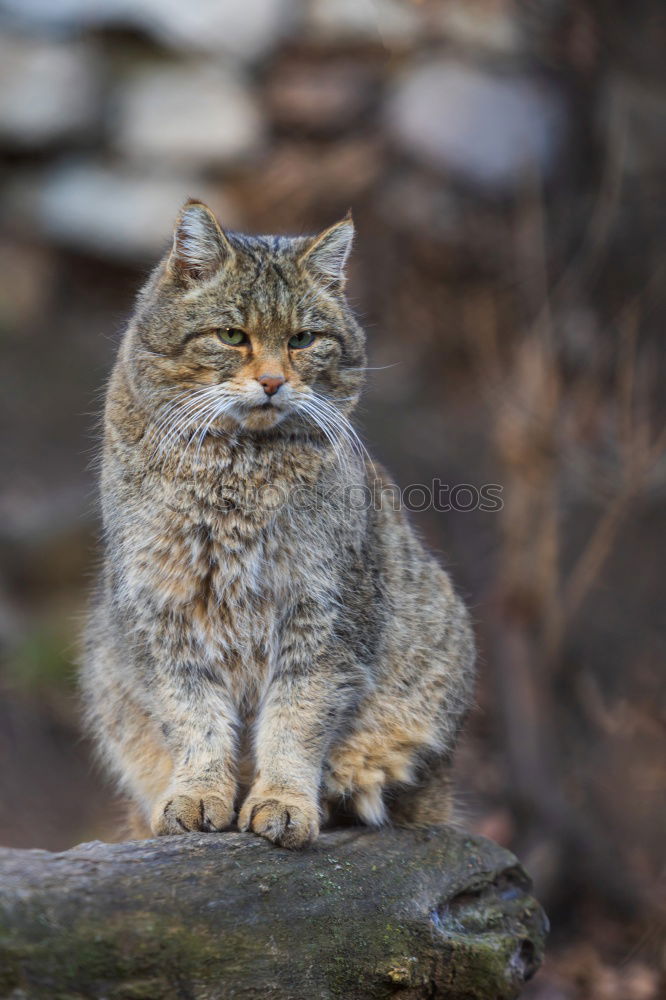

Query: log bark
[0,826,547,999]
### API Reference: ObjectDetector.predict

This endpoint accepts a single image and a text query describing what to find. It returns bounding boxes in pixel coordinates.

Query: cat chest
[148,515,292,600]
[137,512,292,666]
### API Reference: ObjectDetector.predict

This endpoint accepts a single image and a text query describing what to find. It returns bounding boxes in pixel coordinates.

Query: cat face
[129,201,366,442]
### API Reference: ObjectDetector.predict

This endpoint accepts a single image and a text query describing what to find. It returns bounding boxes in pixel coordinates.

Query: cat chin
[236,405,289,432]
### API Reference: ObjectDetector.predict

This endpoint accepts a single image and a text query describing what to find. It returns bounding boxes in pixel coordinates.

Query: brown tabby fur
[81,201,475,848]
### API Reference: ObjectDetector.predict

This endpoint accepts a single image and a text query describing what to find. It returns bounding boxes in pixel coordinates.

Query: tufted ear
[168,200,234,282]
[299,214,354,286]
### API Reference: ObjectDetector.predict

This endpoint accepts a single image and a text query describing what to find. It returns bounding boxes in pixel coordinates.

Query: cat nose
[258,374,286,397]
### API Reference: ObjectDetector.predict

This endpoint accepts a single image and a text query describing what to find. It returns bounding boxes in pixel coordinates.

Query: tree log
[0,827,547,999]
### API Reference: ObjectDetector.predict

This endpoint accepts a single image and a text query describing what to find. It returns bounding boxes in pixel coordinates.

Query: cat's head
[126,200,366,443]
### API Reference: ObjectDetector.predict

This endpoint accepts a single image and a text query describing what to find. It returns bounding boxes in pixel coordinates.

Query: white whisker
[310,391,374,474]
[296,393,368,483]
[192,397,236,465]
[150,386,226,459]
[297,400,352,480]
[347,364,401,372]
[175,394,237,471]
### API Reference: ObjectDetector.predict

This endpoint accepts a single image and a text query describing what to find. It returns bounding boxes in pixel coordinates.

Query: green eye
[218,328,247,346]
[288,331,315,350]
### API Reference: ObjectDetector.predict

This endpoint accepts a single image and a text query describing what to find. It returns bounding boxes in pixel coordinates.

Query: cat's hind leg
[386,755,455,827]
[325,739,454,829]
[324,720,428,827]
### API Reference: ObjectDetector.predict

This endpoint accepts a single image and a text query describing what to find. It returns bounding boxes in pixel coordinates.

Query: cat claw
[239,795,319,849]
[152,793,234,836]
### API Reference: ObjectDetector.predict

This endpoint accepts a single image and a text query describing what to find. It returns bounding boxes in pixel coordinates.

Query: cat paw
[238,794,319,849]
[151,793,234,836]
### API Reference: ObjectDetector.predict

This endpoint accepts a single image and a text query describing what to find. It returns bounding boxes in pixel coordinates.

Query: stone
[306,0,422,46]
[233,139,381,231]
[0,0,298,60]
[386,59,568,193]
[0,0,89,29]
[136,0,299,60]
[112,62,264,168]
[433,0,523,57]
[31,163,237,260]
[266,57,378,133]
[0,33,98,148]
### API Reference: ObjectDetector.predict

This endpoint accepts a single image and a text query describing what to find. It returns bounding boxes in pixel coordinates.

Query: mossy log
[0,827,547,999]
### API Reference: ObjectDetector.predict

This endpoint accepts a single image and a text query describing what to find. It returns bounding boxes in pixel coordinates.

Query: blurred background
[0,1,664,997]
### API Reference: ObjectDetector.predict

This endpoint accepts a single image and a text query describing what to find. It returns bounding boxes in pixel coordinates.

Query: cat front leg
[238,670,334,848]
[239,608,361,848]
[147,666,239,836]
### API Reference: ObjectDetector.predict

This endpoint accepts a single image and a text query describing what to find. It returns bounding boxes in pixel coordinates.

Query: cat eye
[288,331,315,350]
[218,328,248,346]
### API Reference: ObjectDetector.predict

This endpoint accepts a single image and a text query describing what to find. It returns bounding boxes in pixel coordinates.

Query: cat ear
[168,200,233,282]
[299,214,354,286]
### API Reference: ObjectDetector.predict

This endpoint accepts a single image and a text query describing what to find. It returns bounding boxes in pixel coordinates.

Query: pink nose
[258,375,286,397]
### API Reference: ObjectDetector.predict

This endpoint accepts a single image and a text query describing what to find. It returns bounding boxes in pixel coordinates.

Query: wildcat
[82,201,475,848]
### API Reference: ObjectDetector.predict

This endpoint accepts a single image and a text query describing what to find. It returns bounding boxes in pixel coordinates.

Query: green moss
[0,906,265,1000]
[0,951,20,995]
[5,622,75,692]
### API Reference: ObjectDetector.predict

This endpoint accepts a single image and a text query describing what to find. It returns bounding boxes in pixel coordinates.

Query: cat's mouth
[246,399,282,415]
[236,397,291,430]
[208,383,296,432]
